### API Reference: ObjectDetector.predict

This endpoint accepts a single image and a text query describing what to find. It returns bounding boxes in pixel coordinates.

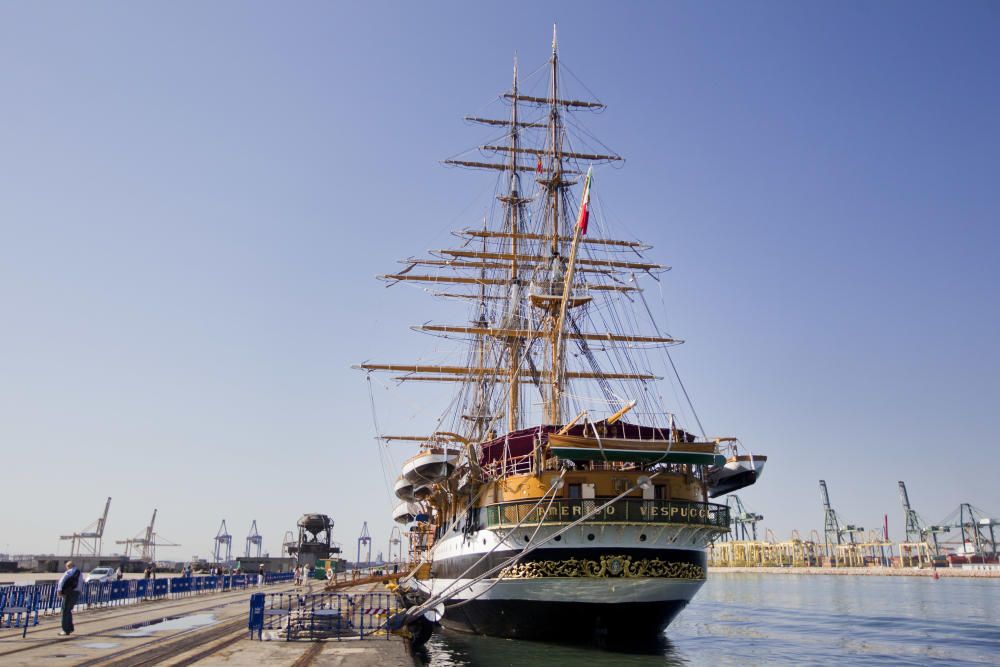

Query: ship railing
[483,453,680,479]
[481,452,534,478]
[484,498,730,530]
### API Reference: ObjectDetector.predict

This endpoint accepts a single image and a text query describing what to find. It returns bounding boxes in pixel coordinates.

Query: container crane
[245,520,263,558]
[898,481,949,556]
[213,520,233,564]
[60,497,111,557]
[820,480,863,559]
[357,522,372,568]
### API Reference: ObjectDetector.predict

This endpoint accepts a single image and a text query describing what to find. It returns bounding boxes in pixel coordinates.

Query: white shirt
[57,567,85,594]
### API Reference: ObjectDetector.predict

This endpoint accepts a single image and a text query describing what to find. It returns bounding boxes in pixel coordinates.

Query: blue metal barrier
[0,572,294,637]
[0,586,38,637]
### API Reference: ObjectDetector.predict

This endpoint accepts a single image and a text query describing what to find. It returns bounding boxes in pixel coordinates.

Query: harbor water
[419,572,1000,665]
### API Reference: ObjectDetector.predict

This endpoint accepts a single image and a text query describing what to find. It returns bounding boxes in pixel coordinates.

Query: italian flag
[576,166,593,235]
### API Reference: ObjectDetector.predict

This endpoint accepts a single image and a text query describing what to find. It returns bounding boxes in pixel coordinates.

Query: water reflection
[419,573,1000,666]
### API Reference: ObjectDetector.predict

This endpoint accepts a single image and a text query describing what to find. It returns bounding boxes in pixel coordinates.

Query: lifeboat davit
[401,447,460,484]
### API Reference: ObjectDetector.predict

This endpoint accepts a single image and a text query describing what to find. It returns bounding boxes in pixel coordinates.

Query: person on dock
[258,563,265,586]
[56,560,84,636]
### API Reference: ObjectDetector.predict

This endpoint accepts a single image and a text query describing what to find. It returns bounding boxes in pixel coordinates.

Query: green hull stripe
[550,447,724,466]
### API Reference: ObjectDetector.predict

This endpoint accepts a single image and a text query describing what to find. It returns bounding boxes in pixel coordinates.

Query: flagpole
[552,166,593,423]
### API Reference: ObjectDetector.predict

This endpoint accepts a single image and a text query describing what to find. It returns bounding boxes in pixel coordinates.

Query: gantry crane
[60,497,111,557]
[898,481,950,556]
[723,495,764,541]
[244,520,263,558]
[116,509,173,562]
[213,520,233,564]
[820,480,864,559]
[357,522,372,567]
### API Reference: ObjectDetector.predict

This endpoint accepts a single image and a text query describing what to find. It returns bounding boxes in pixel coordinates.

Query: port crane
[60,497,111,557]
[819,480,864,558]
[357,522,372,567]
[388,525,403,563]
[114,509,178,562]
[934,503,999,559]
[722,495,763,541]
[244,520,263,558]
[213,520,233,564]
[898,481,949,556]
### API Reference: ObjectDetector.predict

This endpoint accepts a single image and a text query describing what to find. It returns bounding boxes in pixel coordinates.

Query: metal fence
[248,591,401,641]
[0,572,295,633]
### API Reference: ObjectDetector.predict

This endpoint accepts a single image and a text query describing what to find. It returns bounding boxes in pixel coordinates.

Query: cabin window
[655,484,670,500]
[567,483,582,499]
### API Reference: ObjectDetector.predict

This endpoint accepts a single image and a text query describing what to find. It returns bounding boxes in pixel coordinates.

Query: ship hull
[405,537,708,643]
[442,596,690,641]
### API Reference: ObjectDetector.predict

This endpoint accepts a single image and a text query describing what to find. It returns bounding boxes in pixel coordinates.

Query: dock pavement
[0,580,413,666]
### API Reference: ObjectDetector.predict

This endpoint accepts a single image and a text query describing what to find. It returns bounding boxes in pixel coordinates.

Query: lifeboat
[401,447,460,484]
[707,454,767,498]
[392,501,425,524]
[394,476,415,501]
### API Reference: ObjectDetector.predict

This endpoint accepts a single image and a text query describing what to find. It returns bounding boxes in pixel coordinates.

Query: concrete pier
[0,581,413,666]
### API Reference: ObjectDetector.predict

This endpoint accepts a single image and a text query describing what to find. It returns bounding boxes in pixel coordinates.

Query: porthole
[639,534,648,542]
[524,535,530,542]
[587,533,595,541]
[554,535,562,542]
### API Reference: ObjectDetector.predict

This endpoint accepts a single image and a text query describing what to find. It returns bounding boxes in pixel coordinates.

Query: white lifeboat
[394,476,415,501]
[401,447,460,484]
[393,501,425,524]
[708,452,768,498]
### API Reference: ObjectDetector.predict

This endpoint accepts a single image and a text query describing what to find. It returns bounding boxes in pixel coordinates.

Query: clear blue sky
[1,2,998,558]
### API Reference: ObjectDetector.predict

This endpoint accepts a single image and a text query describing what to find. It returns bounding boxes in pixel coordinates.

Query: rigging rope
[403,470,664,621]
[636,276,707,439]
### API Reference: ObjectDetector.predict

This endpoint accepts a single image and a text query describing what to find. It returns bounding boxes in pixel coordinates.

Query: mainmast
[546,25,565,425]
[506,57,523,432]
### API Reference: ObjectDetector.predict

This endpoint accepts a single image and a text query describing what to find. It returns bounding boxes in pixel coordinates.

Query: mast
[507,56,522,432]
[361,30,635,436]
[546,24,565,425]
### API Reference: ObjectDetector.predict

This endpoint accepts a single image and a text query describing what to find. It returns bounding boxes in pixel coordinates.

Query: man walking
[56,560,84,636]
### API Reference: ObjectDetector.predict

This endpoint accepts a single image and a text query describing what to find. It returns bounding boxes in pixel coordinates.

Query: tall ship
[360,29,767,643]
